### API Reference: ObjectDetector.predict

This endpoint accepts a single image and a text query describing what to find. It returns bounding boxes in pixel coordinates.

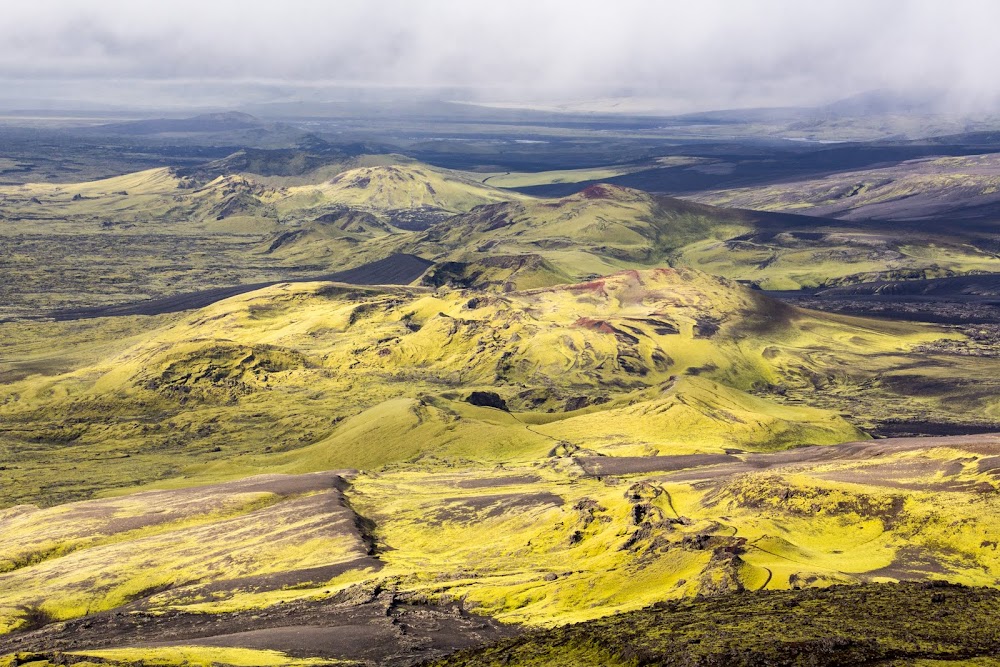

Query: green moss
[430,583,1000,667]
[71,646,341,666]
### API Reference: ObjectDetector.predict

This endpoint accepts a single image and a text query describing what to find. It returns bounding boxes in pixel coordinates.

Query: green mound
[294,164,522,215]
[407,185,743,283]
[6,159,998,321]
[393,182,1000,291]
[1,267,985,508]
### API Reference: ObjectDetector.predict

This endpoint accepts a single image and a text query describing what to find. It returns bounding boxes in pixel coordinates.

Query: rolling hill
[0,161,522,319]
[396,183,1000,290]
[2,161,1000,665]
[5,158,1000,323]
[2,267,976,508]
[3,423,1000,664]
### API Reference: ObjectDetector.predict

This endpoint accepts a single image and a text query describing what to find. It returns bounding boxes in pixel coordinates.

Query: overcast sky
[1,0,999,113]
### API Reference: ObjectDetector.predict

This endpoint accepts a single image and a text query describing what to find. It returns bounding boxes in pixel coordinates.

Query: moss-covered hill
[0,268,999,646]
[3,163,1000,666]
[5,161,1000,320]
[4,267,984,508]
[3,431,1000,662]
[2,160,520,230]
[0,160,521,318]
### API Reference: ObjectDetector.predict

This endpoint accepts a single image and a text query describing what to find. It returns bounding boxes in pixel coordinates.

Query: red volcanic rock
[580,184,619,199]
[574,317,619,334]
[565,278,607,294]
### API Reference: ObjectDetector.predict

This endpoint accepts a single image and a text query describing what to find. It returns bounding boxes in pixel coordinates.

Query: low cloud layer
[2,0,999,112]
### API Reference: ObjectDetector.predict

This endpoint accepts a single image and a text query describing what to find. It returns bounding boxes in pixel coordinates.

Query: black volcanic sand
[43,253,433,321]
[577,432,1000,484]
[0,593,518,667]
[0,469,516,665]
[768,273,1000,324]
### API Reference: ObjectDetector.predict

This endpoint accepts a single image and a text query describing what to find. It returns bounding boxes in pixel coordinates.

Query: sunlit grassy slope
[3,431,1000,643]
[392,183,1000,290]
[0,271,998,663]
[5,267,982,506]
[0,472,370,633]
[0,160,524,317]
[6,160,999,320]
[3,266,996,507]
[3,163,1000,664]
[347,433,1000,627]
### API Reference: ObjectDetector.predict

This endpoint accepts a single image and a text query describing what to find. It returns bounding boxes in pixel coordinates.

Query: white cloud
[0,0,998,111]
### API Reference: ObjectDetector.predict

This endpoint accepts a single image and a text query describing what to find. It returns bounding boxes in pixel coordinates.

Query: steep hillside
[691,153,1000,222]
